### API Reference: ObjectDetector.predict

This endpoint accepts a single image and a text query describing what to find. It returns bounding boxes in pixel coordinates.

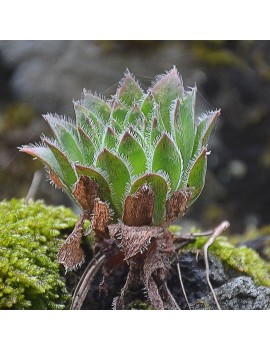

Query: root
[69,220,230,310]
[203,221,230,310]
[176,261,191,310]
[175,220,230,310]
[71,254,106,310]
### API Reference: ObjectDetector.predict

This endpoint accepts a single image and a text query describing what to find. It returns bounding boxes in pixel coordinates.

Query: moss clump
[183,236,270,287]
[231,225,270,262]
[127,299,153,310]
[0,198,77,309]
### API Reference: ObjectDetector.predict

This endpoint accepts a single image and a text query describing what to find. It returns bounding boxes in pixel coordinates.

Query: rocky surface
[192,276,270,310]
[69,250,270,310]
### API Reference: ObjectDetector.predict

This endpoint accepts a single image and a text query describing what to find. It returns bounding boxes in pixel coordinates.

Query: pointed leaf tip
[82,91,111,122]
[116,71,143,107]
[43,138,77,188]
[150,68,184,132]
[20,144,65,187]
[151,67,183,96]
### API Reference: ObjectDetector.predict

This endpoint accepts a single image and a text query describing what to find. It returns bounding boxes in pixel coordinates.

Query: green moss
[169,225,182,234]
[0,198,77,309]
[231,225,270,262]
[127,299,153,310]
[183,236,270,287]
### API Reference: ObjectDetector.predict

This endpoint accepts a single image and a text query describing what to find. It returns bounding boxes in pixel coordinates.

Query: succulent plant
[20,67,220,310]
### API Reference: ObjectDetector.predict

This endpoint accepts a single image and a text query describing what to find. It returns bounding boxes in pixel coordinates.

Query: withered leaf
[57,215,85,271]
[108,223,165,260]
[123,184,155,226]
[143,250,165,310]
[73,175,99,211]
[92,199,110,233]
[166,187,192,223]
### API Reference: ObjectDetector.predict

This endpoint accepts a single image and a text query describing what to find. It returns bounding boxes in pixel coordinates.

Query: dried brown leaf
[123,184,155,226]
[108,223,165,260]
[57,215,85,271]
[73,175,99,211]
[166,187,192,223]
[92,199,110,233]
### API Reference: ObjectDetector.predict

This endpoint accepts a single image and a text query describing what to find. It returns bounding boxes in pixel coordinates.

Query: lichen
[182,235,270,287]
[0,198,77,309]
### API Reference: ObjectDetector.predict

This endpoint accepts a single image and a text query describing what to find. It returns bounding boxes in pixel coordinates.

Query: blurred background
[0,40,270,234]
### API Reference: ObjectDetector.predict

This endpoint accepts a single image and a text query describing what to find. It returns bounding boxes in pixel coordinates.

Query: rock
[70,249,270,310]
[192,276,270,310]
[167,251,230,309]
[168,249,270,310]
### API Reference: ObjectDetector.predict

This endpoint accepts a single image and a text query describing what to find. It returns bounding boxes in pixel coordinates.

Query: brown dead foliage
[123,184,155,226]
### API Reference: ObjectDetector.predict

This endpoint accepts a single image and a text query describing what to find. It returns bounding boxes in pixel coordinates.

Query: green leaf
[126,105,147,140]
[150,116,162,146]
[141,93,155,118]
[171,98,182,145]
[118,131,147,175]
[192,110,220,156]
[127,125,144,147]
[20,145,64,186]
[131,173,169,225]
[116,71,143,106]
[43,138,77,188]
[75,164,116,215]
[152,133,182,193]
[74,102,90,127]
[109,118,122,134]
[103,126,118,150]
[82,116,104,148]
[111,100,129,127]
[82,91,111,123]
[44,114,83,163]
[77,127,96,165]
[172,88,196,169]
[126,104,142,127]
[74,102,105,138]
[96,149,130,214]
[151,67,184,132]
[187,147,207,206]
